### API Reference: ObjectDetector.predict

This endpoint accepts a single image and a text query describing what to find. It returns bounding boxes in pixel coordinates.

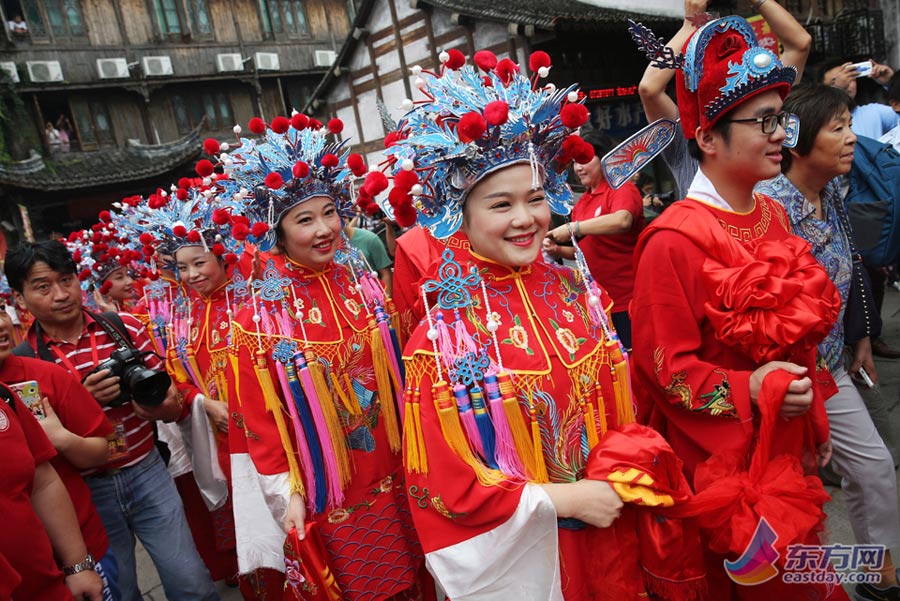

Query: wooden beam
[345,71,365,144]
[422,6,439,70]
[386,0,412,99]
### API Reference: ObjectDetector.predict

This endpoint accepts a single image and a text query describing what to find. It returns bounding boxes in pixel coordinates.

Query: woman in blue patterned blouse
[756,83,900,601]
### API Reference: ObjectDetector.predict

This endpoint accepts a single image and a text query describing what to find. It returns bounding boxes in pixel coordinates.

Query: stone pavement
[135,289,900,599]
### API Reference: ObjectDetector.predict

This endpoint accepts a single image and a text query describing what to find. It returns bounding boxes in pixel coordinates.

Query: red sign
[747,15,782,57]
[587,85,638,100]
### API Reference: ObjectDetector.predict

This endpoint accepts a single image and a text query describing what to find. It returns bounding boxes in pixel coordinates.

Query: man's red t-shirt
[571,179,645,313]
[0,388,75,600]
[26,310,163,472]
[0,355,112,560]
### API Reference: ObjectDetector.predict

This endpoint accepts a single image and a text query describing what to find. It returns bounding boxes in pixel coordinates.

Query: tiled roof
[0,127,201,191]
[422,0,676,29]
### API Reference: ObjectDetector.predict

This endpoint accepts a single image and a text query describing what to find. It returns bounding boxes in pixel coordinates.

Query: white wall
[882,0,900,69]
[578,0,682,19]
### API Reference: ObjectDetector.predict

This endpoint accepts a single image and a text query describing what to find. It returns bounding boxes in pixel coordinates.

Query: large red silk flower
[702,236,840,363]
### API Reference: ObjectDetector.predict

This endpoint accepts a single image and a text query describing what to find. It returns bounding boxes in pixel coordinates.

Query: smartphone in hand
[850,60,874,78]
[8,380,45,420]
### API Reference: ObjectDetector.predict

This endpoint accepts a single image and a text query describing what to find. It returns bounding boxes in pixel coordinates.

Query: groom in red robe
[630,16,848,601]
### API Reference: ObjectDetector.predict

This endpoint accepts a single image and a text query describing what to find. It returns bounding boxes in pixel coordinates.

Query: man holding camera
[4,240,219,601]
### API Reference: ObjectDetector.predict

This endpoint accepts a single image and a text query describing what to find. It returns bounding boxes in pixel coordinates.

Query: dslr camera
[91,347,172,407]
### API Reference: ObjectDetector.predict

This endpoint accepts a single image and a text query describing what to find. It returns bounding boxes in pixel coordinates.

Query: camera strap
[27,311,135,366]
[88,311,136,351]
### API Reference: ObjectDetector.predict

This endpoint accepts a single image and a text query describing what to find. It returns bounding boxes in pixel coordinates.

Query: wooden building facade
[303,0,891,194]
[0,0,354,239]
[303,0,679,169]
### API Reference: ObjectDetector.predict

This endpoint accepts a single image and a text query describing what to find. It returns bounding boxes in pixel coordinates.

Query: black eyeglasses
[724,111,790,135]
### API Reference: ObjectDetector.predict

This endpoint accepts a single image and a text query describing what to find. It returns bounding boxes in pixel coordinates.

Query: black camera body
[92,348,171,407]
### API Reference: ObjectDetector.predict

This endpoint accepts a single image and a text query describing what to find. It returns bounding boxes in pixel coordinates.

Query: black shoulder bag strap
[0,383,17,413]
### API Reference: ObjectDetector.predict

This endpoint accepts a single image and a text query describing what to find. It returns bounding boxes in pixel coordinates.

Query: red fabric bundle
[586,423,707,601]
[282,523,341,601]
[673,370,831,559]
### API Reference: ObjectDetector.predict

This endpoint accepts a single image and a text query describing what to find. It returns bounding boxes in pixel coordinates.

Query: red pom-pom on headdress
[394,202,418,227]
[265,172,284,189]
[560,103,589,128]
[196,159,215,177]
[224,253,238,265]
[271,116,290,134]
[211,243,225,256]
[175,188,188,201]
[251,222,270,239]
[572,138,595,165]
[457,111,487,143]
[388,187,411,207]
[443,49,466,70]
[347,153,367,176]
[363,171,389,196]
[292,161,310,179]
[528,51,551,72]
[327,118,344,134]
[203,138,221,156]
[100,280,113,295]
[186,230,202,243]
[248,117,267,134]
[321,153,339,168]
[172,224,188,237]
[291,113,309,130]
[474,50,498,72]
[212,208,231,225]
[139,233,154,245]
[384,132,401,148]
[495,59,519,85]
[484,100,509,126]
[393,169,419,191]
[231,223,250,240]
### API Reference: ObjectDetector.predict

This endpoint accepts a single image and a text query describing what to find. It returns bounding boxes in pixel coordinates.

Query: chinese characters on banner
[747,14,783,57]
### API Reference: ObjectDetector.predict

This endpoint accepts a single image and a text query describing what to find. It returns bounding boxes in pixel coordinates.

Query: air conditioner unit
[216,53,243,73]
[142,55,173,77]
[96,58,129,79]
[254,52,280,71]
[314,50,336,68]
[26,60,63,83]
[0,62,19,83]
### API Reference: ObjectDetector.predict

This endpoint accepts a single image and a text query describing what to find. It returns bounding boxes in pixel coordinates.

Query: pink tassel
[297,363,345,508]
[434,313,456,372]
[274,362,317,506]
[360,272,386,306]
[485,373,527,479]
[376,316,403,394]
[453,384,484,457]
[453,310,478,357]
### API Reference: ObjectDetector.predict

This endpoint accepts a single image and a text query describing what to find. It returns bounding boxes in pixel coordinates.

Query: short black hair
[888,71,900,103]
[780,83,851,172]
[686,117,732,163]
[4,240,77,292]
[814,57,851,84]
[581,131,615,160]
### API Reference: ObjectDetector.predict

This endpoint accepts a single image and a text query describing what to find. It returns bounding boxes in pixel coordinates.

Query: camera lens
[123,364,172,407]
